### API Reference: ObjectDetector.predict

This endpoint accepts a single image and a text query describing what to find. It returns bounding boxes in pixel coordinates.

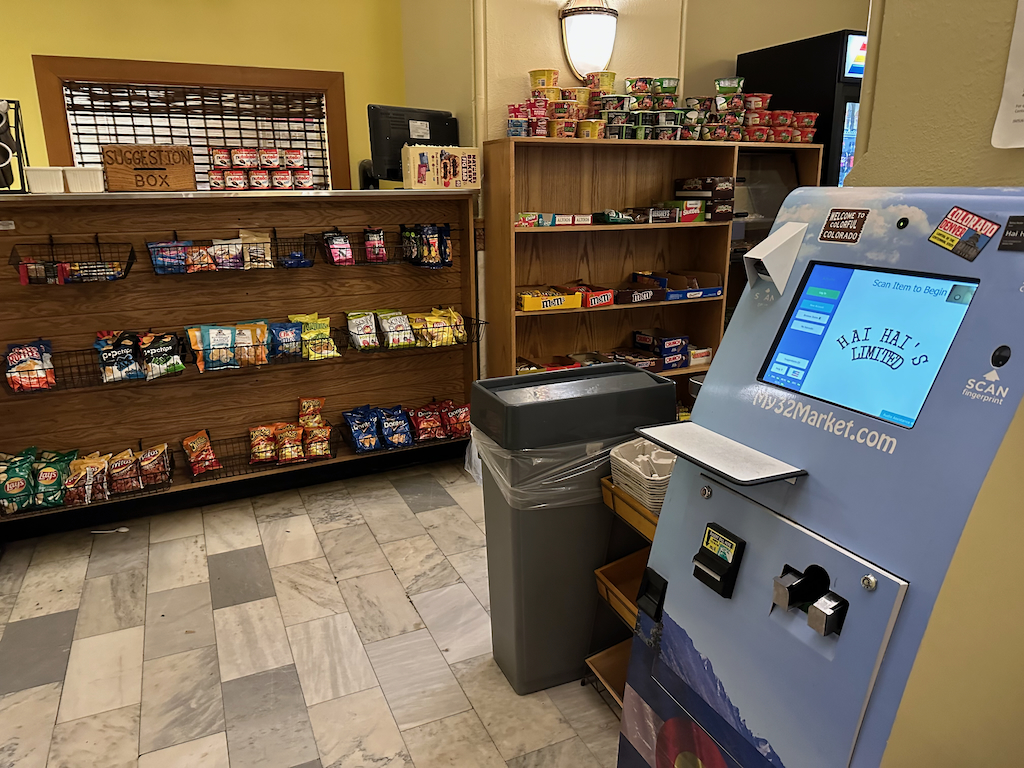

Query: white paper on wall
[992,0,1024,148]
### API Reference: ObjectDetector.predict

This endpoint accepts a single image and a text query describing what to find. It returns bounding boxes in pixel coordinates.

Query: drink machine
[618,188,1024,767]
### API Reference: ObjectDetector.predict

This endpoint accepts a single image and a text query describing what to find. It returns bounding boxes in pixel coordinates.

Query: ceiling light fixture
[560,0,619,81]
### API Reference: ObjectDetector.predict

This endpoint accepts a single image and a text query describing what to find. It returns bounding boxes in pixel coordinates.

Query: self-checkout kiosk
[618,188,1024,768]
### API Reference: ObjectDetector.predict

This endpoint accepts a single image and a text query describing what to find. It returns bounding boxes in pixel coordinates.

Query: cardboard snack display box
[633,271,723,301]
[613,282,666,304]
[401,145,481,190]
[516,286,583,312]
[603,348,664,372]
[632,328,689,356]
[556,281,615,309]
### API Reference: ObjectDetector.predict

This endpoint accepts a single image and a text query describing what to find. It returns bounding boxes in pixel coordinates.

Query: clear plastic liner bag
[471,426,634,510]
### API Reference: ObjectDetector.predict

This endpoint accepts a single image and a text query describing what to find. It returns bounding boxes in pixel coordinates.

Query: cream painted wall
[401,0,477,146]
[683,0,869,95]
[3,0,406,186]
[847,0,1024,186]
[481,0,685,140]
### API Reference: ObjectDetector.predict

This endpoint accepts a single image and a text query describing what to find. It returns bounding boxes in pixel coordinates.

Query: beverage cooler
[737,30,866,186]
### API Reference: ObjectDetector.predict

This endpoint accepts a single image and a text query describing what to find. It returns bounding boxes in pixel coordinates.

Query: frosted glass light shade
[560,1,618,81]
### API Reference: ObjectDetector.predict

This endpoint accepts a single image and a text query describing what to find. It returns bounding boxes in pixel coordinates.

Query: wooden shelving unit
[483,137,823,384]
[0,190,477,523]
[601,476,659,542]
[585,639,633,709]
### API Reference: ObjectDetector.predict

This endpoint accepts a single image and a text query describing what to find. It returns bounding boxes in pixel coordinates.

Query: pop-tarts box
[633,328,688,356]
[633,271,723,301]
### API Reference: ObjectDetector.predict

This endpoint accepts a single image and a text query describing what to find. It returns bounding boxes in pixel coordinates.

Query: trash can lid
[491,371,644,405]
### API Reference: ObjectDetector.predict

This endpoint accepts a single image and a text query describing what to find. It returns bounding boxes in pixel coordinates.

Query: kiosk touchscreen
[617,189,1024,768]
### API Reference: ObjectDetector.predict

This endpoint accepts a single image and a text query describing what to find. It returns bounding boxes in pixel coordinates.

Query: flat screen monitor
[843,33,868,80]
[759,262,978,428]
[366,104,459,184]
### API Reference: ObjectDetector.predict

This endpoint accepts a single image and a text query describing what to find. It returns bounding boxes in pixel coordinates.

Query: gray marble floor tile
[260,514,324,568]
[402,710,505,768]
[271,558,347,626]
[213,596,292,682]
[381,535,460,595]
[301,486,365,533]
[76,568,147,639]
[447,547,490,610]
[0,610,76,697]
[0,592,15,628]
[148,535,207,594]
[478,519,486,535]
[141,645,225,754]
[343,473,401,501]
[9,555,89,622]
[202,501,261,555]
[416,506,486,556]
[144,582,215,660]
[364,628,470,730]
[450,654,574,760]
[139,731,229,768]
[87,522,150,579]
[339,570,425,644]
[30,528,93,565]
[446,482,484,524]
[0,681,62,768]
[150,508,204,543]
[252,489,306,522]
[0,539,35,595]
[221,665,319,768]
[506,737,600,768]
[58,624,144,723]
[307,687,412,768]
[390,475,458,514]
[546,682,621,768]
[207,545,276,610]
[426,460,476,488]
[411,583,491,664]
[385,465,431,481]
[355,495,428,544]
[320,524,390,581]
[47,703,140,768]
[286,613,376,706]
[297,478,347,498]
[293,761,322,768]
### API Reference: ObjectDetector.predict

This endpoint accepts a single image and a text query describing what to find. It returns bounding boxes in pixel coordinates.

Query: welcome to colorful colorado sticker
[929,207,1000,262]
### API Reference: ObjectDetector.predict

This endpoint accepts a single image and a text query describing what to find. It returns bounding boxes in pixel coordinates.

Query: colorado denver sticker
[929,207,1000,262]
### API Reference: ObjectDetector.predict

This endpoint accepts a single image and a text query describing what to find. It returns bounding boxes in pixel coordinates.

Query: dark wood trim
[31,55,352,189]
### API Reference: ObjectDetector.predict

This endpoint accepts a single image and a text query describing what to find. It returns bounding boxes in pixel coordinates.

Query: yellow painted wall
[2,0,406,187]
[481,0,686,140]
[683,0,869,95]
[847,0,1024,186]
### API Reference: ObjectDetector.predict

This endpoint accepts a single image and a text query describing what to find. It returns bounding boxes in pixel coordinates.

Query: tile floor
[0,459,621,768]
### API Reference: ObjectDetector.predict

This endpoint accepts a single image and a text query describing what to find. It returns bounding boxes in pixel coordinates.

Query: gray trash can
[471,363,676,694]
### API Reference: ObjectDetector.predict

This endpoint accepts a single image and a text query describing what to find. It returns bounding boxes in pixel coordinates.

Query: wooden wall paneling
[0,192,476,480]
[483,140,516,378]
[32,56,352,189]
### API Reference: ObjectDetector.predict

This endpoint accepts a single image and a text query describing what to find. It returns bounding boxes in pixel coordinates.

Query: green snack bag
[0,453,36,515]
[34,450,77,508]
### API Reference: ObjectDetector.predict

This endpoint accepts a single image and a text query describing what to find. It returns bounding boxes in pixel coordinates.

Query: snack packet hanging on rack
[210,239,244,270]
[374,406,414,448]
[235,323,269,367]
[343,406,381,452]
[410,403,447,441]
[139,443,172,487]
[182,429,222,476]
[276,424,306,464]
[304,425,332,457]
[0,452,36,514]
[33,449,76,508]
[185,245,217,273]
[109,449,143,494]
[140,332,186,380]
[148,241,189,274]
[441,401,472,438]
[298,396,326,427]
[201,325,238,371]
[5,340,56,392]
[376,310,417,349]
[95,331,146,383]
[346,312,380,350]
[323,232,355,265]
[364,228,388,263]
[249,425,277,464]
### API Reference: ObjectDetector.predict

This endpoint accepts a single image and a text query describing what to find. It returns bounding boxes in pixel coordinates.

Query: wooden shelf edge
[514,221,730,233]
[596,547,650,630]
[486,136,824,150]
[586,639,633,708]
[659,362,711,377]
[515,297,723,317]
[601,476,659,542]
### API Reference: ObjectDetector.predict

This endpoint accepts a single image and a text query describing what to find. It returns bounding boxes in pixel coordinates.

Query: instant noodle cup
[653,77,680,94]
[547,100,579,119]
[714,76,744,94]
[532,87,561,102]
[770,110,795,127]
[634,125,654,140]
[678,124,701,141]
[652,126,681,141]
[685,96,715,110]
[625,77,654,93]
[714,93,745,112]
[547,119,578,138]
[700,124,729,141]
[744,125,771,142]
[507,118,529,137]
[600,109,631,125]
[576,120,606,139]
[716,110,745,126]
[794,112,819,128]
[606,124,635,139]
[799,127,816,142]
[528,117,549,137]
[561,87,591,103]
[653,94,679,110]
[744,109,771,126]
[771,126,795,143]
[630,93,655,111]
[600,94,634,111]
[725,125,744,141]
[678,109,705,126]
[630,111,657,127]
[529,69,559,88]
[585,71,617,90]
[744,93,772,110]
[655,111,683,126]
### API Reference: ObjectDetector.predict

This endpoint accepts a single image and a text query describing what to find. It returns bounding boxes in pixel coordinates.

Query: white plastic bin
[25,167,65,194]
[63,167,105,193]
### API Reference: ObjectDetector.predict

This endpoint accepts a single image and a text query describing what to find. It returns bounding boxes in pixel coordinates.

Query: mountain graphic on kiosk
[660,614,786,767]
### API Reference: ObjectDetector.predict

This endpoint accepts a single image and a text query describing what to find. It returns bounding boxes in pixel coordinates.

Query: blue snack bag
[269,322,303,358]
[373,406,414,448]
[343,406,381,453]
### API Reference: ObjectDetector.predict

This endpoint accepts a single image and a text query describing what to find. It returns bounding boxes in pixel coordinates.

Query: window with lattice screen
[62,81,330,189]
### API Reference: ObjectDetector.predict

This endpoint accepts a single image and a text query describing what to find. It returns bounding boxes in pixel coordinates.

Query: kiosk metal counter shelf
[616,188,1024,768]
